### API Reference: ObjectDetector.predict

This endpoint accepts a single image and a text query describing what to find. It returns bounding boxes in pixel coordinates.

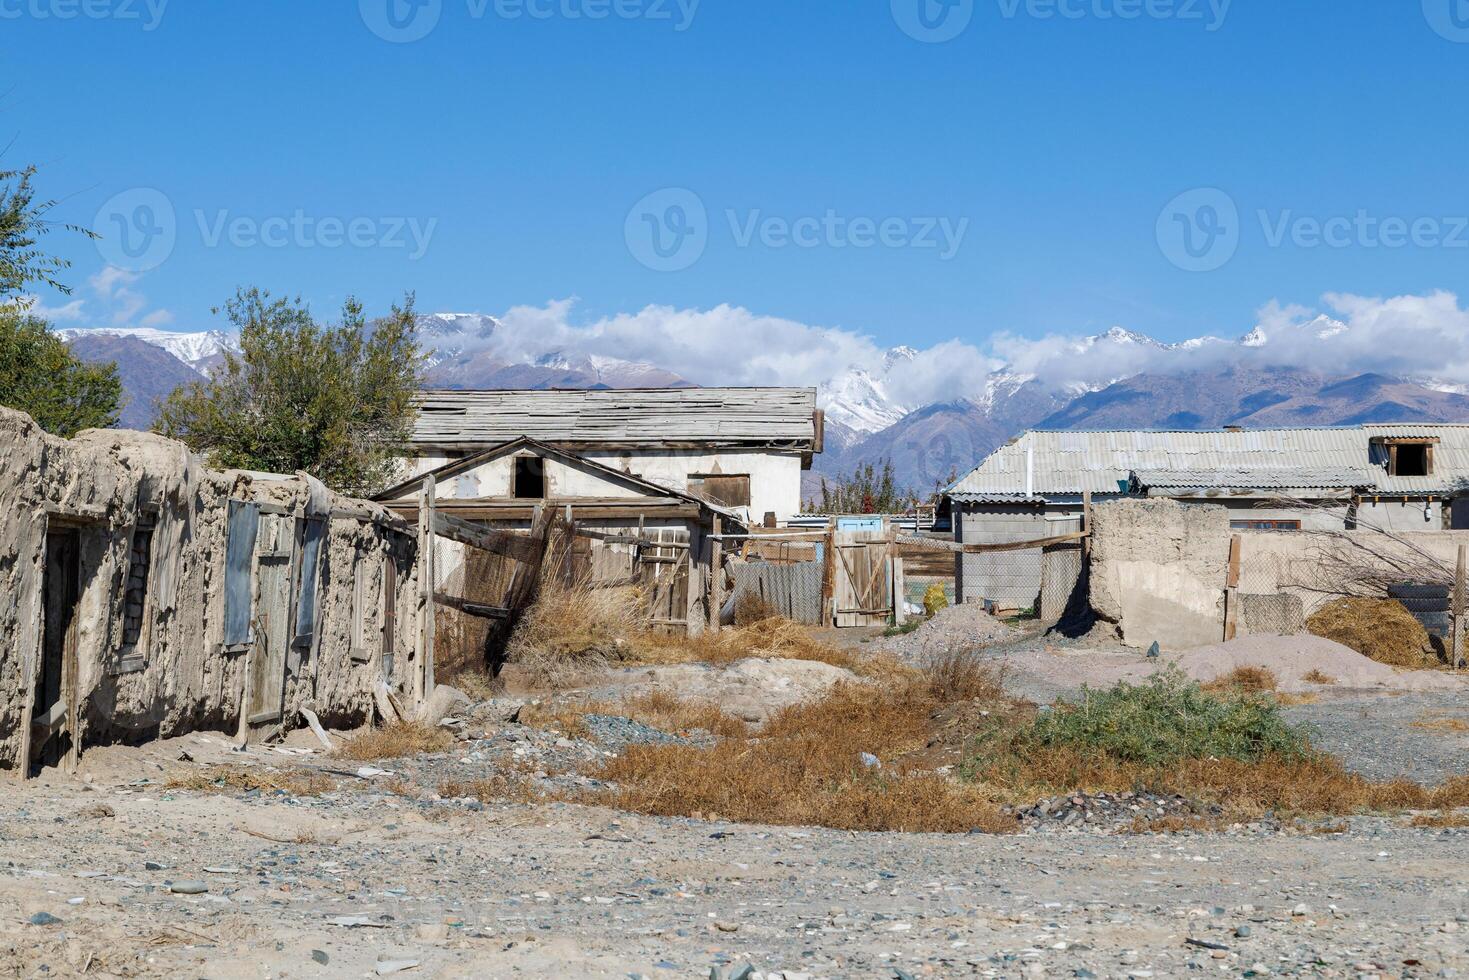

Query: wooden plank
[891,556,906,627]
[1454,544,1467,671]
[895,530,1089,555]
[709,515,724,634]
[432,512,539,563]
[1223,534,1242,642]
[434,591,511,620]
[416,476,436,706]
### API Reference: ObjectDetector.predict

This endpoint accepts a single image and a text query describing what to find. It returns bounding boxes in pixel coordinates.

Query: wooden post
[886,520,900,625]
[709,515,724,633]
[1223,534,1242,642]
[892,555,907,627]
[822,517,837,627]
[416,475,437,706]
[1453,543,1467,670]
[1081,490,1093,560]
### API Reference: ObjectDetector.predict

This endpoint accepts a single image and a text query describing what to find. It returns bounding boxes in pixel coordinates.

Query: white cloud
[17,294,86,323]
[89,265,139,299]
[441,290,1469,409]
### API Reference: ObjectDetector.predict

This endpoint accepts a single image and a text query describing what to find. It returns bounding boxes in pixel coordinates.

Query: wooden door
[639,528,690,632]
[246,515,293,732]
[833,530,892,628]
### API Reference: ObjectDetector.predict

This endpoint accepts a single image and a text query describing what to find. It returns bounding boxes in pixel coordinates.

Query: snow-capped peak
[56,327,238,371]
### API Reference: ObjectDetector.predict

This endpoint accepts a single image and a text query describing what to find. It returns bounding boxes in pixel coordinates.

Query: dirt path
[2,739,1467,979]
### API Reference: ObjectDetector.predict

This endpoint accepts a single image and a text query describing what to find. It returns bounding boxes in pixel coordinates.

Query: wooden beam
[709,515,724,634]
[1223,534,1242,642]
[894,530,1089,554]
[416,475,436,706]
[432,512,540,563]
[434,591,511,620]
[1454,544,1467,671]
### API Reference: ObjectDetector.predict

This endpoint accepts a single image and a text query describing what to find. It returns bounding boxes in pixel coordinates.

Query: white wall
[408,448,806,524]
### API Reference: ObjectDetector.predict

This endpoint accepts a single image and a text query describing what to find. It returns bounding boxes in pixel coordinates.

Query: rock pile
[1015,791,1218,831]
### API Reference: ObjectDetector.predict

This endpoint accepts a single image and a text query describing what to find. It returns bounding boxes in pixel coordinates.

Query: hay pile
[1305,598,1439,669]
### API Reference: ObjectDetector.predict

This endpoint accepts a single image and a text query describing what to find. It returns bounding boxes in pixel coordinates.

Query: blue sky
[11,0,1469,369]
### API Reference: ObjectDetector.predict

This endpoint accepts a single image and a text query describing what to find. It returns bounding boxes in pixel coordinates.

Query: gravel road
[1282,692,1469,784]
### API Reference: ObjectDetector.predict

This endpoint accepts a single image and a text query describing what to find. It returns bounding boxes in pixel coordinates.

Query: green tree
[0,165,121,435]
[0,164,91,298]
[0,308,122,436]
[813,459,915,514]
[156,288,425,496]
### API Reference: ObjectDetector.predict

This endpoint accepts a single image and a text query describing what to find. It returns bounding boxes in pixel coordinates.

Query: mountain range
[54,316,1469,498]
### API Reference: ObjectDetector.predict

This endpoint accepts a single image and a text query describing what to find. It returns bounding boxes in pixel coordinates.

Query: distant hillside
[66,333,201,430]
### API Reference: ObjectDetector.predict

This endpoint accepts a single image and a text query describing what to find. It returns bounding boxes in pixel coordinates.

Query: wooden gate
[832,529,892,628]
[638,527,690,632]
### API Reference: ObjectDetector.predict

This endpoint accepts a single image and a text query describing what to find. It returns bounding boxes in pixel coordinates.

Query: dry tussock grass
[586,665,1017,834]
[334,721,453,761]
[166,765,335,796]
[505,580,647,689]
[1409,810,1469,829]
[1412,715,1469,734]
[440,759,556,805]
[1202,666,1278,694]
[1303,669,1336,685]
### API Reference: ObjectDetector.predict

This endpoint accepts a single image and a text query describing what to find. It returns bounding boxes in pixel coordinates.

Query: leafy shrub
[1006,668,1309,767]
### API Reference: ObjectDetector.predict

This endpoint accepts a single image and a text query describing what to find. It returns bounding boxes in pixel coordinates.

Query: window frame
[1229,518,1302,533]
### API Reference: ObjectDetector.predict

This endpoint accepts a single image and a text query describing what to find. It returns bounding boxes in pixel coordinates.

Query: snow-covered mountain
[56,327,238,374]
[820,346,917,435]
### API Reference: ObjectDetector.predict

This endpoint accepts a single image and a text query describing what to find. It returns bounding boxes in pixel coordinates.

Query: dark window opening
[1230,519,1302,532]
[513,456,546,499]
[121,512,157,647]
[1392,443,1431,477]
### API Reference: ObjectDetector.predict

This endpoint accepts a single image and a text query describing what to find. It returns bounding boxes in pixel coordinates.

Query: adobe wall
[1088,498,1231,650]
[0,407,418,773]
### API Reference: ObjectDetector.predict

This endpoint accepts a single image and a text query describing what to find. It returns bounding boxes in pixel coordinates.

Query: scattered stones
[28,912,61,926]
[1015,791,1216,831]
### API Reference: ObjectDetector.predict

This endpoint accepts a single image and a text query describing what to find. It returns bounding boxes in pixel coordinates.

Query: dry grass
[440,759,557,805]
[165,765,335,797]
[584,663,1017,834]
[1409,810,1469,829]
[505,580,647,689]
[333,721,454,761]
[1306,597,1439,669]
[1411,715,1469,734]
[1202,666,1278,694]
[1303,669,1336,685]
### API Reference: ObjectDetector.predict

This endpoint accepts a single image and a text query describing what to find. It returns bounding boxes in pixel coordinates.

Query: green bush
[1009,668,1310,766]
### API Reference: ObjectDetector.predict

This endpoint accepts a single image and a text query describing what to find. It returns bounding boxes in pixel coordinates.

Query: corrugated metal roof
[948,425,1469,498]
[410,387,819,451]
[1130,467,1378,490]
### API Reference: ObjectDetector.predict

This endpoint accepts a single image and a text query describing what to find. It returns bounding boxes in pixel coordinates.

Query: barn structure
[946,424,1469,611]
[402,387,823,527]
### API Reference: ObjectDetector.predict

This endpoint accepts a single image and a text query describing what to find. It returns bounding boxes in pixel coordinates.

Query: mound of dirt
[1305,598,1439,669]
[619,657,862,726]
[1174,634,1462,693]
[877,602,1019,662]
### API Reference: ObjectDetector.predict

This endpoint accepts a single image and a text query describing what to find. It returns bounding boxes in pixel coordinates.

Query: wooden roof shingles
[410,387,820,452]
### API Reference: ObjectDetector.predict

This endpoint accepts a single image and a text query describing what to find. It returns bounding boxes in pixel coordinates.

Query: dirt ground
[0,696,1465,979]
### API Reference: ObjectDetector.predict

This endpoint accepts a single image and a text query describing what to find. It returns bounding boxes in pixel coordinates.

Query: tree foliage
[0,165,121,435]
[0,164,88,298]
[0,308,122,436]
[814,459,916,514]
[156,288,425,495]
